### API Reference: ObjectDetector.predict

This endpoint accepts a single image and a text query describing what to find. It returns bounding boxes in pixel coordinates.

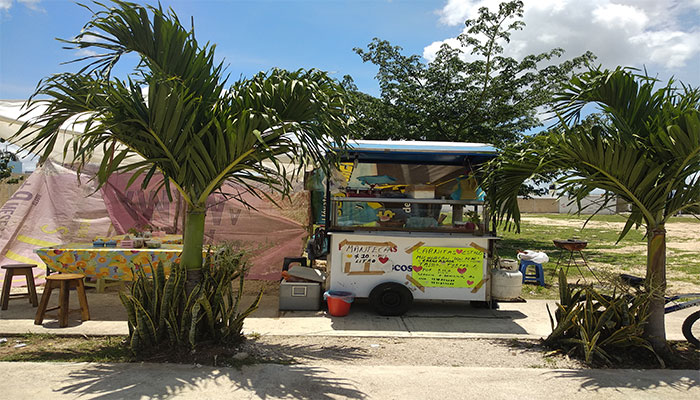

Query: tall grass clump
[544,270,662,366]
[119,243,262,353]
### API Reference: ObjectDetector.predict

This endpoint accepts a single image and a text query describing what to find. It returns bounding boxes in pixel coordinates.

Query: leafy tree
[346,0,594,145]
[0,141,19,181]
[486,67,700,352]
[14,1,352,282]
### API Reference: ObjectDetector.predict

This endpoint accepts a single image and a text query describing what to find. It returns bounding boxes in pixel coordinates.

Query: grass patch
[497,213,700,299]
[669,251,700,277]
[0,334,133,363]
[0,333,284,368]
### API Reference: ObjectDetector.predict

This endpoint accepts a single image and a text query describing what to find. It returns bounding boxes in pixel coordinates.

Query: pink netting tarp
[0,161,309,286]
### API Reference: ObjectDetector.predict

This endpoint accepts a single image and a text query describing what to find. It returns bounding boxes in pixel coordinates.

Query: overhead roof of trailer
[338,140,498,165]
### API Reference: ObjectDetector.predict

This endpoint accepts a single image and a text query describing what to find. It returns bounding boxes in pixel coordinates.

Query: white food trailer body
[329,231,493,302]
[320,140,500,315]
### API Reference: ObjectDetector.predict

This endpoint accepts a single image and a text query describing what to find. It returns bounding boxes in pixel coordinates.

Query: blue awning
[337,140,498,165]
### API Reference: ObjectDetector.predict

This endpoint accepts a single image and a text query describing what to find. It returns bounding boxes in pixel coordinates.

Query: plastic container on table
[324,290,355,317]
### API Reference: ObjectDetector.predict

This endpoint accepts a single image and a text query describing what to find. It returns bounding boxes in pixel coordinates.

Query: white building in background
[557,195,617,215]
[517,193,622,215]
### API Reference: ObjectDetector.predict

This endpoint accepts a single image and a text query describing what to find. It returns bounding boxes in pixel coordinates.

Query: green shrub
[119,244,263,353]
[544,270,662,366]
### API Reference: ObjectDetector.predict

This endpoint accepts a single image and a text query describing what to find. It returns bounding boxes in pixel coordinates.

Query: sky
[1,0,698,100]
[1,0,699,171]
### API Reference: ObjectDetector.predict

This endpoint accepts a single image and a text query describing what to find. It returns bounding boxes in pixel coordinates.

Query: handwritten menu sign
[411,246,483,287]
[339,239,396,275]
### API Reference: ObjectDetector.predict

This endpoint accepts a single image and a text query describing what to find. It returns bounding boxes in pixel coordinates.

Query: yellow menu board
[411,246,483,287]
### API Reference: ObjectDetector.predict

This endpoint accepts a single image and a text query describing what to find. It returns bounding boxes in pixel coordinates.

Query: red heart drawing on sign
[413,266,423,272]
[457,268,467,274]
[456,249,463,254]
[467,280,474,285]
[378,256,389,264]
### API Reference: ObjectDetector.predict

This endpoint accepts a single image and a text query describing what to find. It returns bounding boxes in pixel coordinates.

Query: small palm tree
[486,67,700,351]
[14,1,352,277]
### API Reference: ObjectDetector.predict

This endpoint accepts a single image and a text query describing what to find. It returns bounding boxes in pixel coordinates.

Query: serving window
[327,162,488,233]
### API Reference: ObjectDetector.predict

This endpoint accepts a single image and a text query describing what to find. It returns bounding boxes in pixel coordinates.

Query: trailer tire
[369,282,413,316]
[682,310,700,347]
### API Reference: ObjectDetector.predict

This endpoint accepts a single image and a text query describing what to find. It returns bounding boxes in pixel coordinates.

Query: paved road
[2,361,698,399]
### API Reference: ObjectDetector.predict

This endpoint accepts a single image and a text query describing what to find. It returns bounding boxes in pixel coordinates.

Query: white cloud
[0,0,13,11]
[423,38,462,62]
[526,0,570,14]
[76,48,99,58]
[630,30,700,68]
[0,0,43,13]
[537,33,557,44]
[17,0,40,11]
[431,1,700,83]
[75,33,103,44]
[592,3,648,33]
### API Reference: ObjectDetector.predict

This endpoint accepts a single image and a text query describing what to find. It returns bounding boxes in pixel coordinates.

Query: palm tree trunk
[181,205,206,291]
[644,225,667,351]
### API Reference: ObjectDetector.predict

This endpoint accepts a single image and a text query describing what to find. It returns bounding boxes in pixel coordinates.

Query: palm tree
[14,1,351,278]
[486,67,700,351]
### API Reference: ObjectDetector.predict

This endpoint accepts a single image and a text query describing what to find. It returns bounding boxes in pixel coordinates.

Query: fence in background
[517,195,623,215]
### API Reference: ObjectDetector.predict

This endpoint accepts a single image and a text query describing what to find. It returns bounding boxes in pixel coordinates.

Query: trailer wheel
[682,310,700,347]
[369,282,413,316]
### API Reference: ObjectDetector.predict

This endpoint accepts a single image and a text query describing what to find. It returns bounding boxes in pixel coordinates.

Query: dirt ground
[519,216,700,249]
[0,334,587,369]
[4,333,696,369]
[241,335,586,369]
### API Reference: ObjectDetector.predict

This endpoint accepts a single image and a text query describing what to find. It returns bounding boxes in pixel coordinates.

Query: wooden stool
[34,273,90,327]
[1,264,39,310]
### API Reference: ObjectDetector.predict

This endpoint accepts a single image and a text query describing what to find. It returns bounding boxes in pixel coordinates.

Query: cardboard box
[406,184,435,199]
[287,265,326,283]
[279,280,322,311]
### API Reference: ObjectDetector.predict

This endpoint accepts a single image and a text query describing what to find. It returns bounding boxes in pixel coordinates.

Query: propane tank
[491,259,523,300]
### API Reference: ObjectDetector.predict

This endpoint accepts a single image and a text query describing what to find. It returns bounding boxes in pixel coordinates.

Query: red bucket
[324,290,354,317]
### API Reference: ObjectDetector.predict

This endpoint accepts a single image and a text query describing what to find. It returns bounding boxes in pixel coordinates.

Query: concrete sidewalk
[2,361,698,399]
[0,286,696,340]
[2,289,698,400]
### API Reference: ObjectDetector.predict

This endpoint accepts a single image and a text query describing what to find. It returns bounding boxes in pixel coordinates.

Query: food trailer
[322,140,499,315]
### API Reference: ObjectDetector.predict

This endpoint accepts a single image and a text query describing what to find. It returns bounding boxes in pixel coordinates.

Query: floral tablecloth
[35,243,184,280]
[108,234,183,245]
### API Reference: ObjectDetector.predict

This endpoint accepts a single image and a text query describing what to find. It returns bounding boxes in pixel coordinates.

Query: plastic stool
[519,260,545,286]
